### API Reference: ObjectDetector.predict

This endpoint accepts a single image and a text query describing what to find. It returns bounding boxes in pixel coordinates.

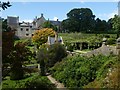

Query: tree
[0,1,11,10]
[48,43,67,67]
[111,15,120,38]
[42,21,57,31]
[2,18,16,78]
[107,18,113,31]
[37,48,47,75]
[61,8,95,32]
[37,43,67,75]
[94,18,109,33]
[9,42,33,80]
[32,28,56,47]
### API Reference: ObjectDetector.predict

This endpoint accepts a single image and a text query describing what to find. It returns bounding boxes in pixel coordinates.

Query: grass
[59,33,117,43]
[2,73,55,89]
[73,50,89,54]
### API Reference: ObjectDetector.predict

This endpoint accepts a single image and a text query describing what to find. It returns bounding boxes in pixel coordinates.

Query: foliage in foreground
[37,43,67,75]
[2,73,55,89]
[50,54,118,88]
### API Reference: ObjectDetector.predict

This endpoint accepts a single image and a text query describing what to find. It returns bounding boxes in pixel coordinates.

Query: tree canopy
[61,8,95,32]
[42,21,57,31]
[111,15,120,38]
[32,28,56,46]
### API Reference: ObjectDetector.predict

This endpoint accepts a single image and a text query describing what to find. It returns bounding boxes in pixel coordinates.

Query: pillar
[116,37,120,61]
[116,37,120,87]
[102,38,107,47]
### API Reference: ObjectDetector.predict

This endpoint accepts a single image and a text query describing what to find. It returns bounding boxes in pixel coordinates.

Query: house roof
[50,20,61,26]
[20,22,32,27]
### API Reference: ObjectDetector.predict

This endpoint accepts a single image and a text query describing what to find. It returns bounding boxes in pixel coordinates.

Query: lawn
[2,73,55,89]
[58,33,117,43]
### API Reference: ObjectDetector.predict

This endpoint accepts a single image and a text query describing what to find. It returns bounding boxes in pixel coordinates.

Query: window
[26,28,29,31]
[26,34,29,36]
[21,28,23,31]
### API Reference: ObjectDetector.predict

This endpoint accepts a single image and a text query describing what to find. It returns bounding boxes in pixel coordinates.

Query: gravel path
[46,73,67,90]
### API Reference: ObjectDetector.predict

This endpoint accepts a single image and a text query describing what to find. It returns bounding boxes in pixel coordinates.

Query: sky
[1,1,119,23]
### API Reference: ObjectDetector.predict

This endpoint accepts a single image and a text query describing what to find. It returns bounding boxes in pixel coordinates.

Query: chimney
[41,13,43,17]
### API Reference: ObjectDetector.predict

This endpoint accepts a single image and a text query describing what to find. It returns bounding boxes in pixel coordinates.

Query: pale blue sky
[1,2,118,22]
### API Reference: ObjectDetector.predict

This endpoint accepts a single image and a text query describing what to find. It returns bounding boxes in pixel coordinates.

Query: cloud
[20,19,33,23]
[53,17,58,21]
[97,9,118,20]
[108,10,118,19]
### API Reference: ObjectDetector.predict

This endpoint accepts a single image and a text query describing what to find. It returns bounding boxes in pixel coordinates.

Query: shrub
[50,54,116,88]
[37,43,67,75]
[37,48,48,75]
[107,38,116,45]
[48,43,67,67]
[2,73,55,89]
[32,28,56,46]
[9,42,33,80]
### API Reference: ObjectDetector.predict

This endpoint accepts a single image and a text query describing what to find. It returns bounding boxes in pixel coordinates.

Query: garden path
[46,73,67,90]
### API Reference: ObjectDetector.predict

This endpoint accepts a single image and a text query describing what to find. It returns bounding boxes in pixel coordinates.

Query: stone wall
[81,45,117,57]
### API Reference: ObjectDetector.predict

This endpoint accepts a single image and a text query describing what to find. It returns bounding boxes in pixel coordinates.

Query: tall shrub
[32,28,56,47]
[9,42,33,80]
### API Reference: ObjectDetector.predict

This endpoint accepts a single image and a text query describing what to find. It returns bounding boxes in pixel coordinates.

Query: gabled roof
[50,20,61,26]
[20,22,32,27]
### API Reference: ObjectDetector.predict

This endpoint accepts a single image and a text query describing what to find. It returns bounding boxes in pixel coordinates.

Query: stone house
[32,13,46,30]
[7,13,62,38]
[17,21,34,38]
[7,16,19,30]
[50,19,61,32]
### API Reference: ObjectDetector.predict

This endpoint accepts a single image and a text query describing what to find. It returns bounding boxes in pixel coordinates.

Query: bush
[107,38,116,45]
[2,73,55,89]
[48,43,67,67]
[50,54,116,88]
[37,43,67,75]
[32,28,56,46]
[9,42,33,80]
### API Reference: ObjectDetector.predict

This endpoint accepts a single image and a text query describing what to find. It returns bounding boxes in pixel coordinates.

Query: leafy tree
[32,28,56,47]
[61,8,95,32]
[37,43,67,75]
[9,42,33,80]
[48,43,67,67]
[107,18,113,31]
[111,15,120,38]
[2,18,16,78]
[37,48,47,75]
[42,21,57,31]
[94,18,109,33]
[0,1,11,10]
